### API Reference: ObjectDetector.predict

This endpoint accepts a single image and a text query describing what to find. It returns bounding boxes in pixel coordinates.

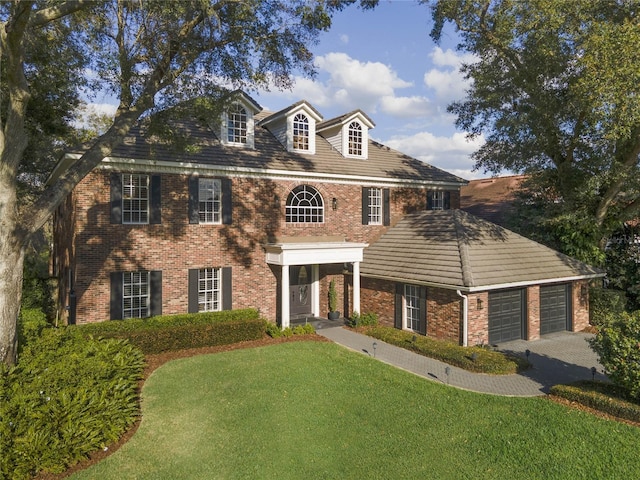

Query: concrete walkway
[308,319,607,397]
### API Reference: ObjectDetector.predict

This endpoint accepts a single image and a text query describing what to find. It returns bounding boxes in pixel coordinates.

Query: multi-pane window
[293,113,309,151]
[199,178,221,224]
[122,174,149,224]
[198,268,221,312]
[368,187,382,225]
[429,191,444,210]
[123,271,149,319]
[227,103,247,144]
[405,284,421,331]
[348,121,363,156]
[286,185,324,223]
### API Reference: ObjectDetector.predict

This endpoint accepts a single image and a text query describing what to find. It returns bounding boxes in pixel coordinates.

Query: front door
[290,265,312,317]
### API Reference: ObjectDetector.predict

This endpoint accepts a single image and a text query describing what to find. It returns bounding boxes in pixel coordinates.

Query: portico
[265,236,368,328]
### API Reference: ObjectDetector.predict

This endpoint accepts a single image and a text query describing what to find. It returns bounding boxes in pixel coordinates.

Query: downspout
[456,290,468,347]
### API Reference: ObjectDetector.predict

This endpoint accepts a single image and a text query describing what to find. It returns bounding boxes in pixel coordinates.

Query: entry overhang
[265,236,368,266]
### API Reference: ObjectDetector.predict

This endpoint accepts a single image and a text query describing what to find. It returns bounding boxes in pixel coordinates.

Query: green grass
[70,342,640,480]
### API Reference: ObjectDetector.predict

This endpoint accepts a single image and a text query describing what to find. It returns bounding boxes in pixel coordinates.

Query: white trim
[90,156,464,189]
[266,240,367,266]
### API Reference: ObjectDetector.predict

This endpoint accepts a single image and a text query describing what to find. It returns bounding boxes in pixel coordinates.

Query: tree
[428,0,640,262]
[0,0,376,366]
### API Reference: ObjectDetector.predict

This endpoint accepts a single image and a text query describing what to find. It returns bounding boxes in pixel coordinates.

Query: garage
[540,284,570,335]
[489,289,525,344]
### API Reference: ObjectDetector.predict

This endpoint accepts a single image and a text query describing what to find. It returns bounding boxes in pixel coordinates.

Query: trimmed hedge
[550,381,640,424]
[361,326,529,375]
[74,309,266,354]
[0,328,144,479]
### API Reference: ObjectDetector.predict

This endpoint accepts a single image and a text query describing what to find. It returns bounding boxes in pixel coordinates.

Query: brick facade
[54,168,460,324]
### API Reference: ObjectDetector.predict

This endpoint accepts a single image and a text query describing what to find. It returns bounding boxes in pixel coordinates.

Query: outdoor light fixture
[471,352,478,362]
[332,197,338,210]
[273,194,280,209]
[373,342,377,358]
[444,366,451,384]
[476,298,483,310]
[591,366,597,381]
[525,349,531,362]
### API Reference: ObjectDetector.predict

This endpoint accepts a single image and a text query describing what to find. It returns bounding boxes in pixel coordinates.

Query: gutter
[456,290,469,347]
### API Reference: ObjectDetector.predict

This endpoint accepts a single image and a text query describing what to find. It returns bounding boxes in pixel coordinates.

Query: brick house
[51,91,602,345]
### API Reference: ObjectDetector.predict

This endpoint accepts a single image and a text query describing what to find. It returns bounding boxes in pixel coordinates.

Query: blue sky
[252,1,487,180]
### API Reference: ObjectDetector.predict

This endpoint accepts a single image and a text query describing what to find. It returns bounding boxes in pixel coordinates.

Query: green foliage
[266,322,315,338]
[551,381,640,424]
[589,311,640,400]
[604,233,640,311]
[0,328,144,479]
[328,279,338,312]
[430,1,640,257]
[589,287,627,326]
[363,326,527,375]
[17,308,50,348]
[75,309,265,354]
[347,311,378,328]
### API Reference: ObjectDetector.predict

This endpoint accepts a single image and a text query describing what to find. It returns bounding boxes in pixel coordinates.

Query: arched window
[227,103,247,144]
[292,113,309,151]
[286,185,324,223]
[348,121,362,156]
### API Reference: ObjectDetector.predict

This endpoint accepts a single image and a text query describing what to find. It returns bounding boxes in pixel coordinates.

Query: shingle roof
[100,110,465,186]
[361,209,603,290]
[460,175,526,225]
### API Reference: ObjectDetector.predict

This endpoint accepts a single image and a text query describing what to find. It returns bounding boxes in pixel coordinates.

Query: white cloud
[379,95,433,118]
[429,46,476,69]
[385,131,486,180]
[424,47,475,105]
[339,34,349,44]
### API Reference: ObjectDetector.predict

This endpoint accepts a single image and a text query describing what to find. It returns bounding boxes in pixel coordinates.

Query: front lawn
[70,342,640,479]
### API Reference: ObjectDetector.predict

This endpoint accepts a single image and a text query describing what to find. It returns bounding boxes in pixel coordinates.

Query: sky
[251,0,488,180]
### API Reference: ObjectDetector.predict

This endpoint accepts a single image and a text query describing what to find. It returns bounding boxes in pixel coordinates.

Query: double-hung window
[348,121,363,156]
[293,113,309,151]
[367,188,382,225]
[427,190,451,210]
[123,271,149,319]
[227,104,247,144]
[197,268,221,312]
[405,284,421,332]
[198,178,221,224]
[122,174,149,224]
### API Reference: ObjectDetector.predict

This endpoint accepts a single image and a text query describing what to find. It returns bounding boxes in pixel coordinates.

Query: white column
[312,264,320,317]
[281,265,290,329]
[352,261,361,315]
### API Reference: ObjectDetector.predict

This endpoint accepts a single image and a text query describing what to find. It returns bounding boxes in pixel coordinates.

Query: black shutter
[418,286,427,335]
[150,175,162,224]
[362,187,370,225]
[394,283,403,329]
[222,267,232,310]
[110,173,122,224]
[188,269,199,313]
[426,190,433,211]
[221,178,232,225]
[150,270,162,316]
[110,272,123,320]
[444,191,451,210]
[383,188,391,226]
[188,176,200,224]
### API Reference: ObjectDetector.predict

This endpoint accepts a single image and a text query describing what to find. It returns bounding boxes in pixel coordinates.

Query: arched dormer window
[286,185,324,223]
[293,113,309,151]
[227,103,247,144]
[348,121,363,156]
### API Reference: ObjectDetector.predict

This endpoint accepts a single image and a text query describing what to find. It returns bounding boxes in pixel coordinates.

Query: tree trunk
[0,175,25,366]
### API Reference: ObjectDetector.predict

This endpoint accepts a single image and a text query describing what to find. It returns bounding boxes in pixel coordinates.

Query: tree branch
[28,0,91,27]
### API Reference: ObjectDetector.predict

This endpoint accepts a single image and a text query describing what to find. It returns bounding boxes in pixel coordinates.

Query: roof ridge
[453,210,475,288]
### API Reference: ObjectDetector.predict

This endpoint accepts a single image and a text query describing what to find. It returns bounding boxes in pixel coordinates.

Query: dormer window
[227,104,247,144]
[293,113,309,151]
[219,91,261,149]
[348,121,363,156]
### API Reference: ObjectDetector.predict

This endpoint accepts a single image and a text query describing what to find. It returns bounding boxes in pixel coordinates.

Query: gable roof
[59,107,466,188]
[258,100,323,126]
[460,175,526,226]
[317,109,375,131]
[361,209,603,291]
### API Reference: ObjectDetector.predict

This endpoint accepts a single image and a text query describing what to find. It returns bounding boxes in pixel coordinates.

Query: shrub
[266,322,315,338]
[0,328,144,479]
[589,287,627,326]
[75,309,265,354]
[362,326,528,375]
[18,307,50,348]
[589,310,640,400]
[551,381,640,423]
[347,311,378,328]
